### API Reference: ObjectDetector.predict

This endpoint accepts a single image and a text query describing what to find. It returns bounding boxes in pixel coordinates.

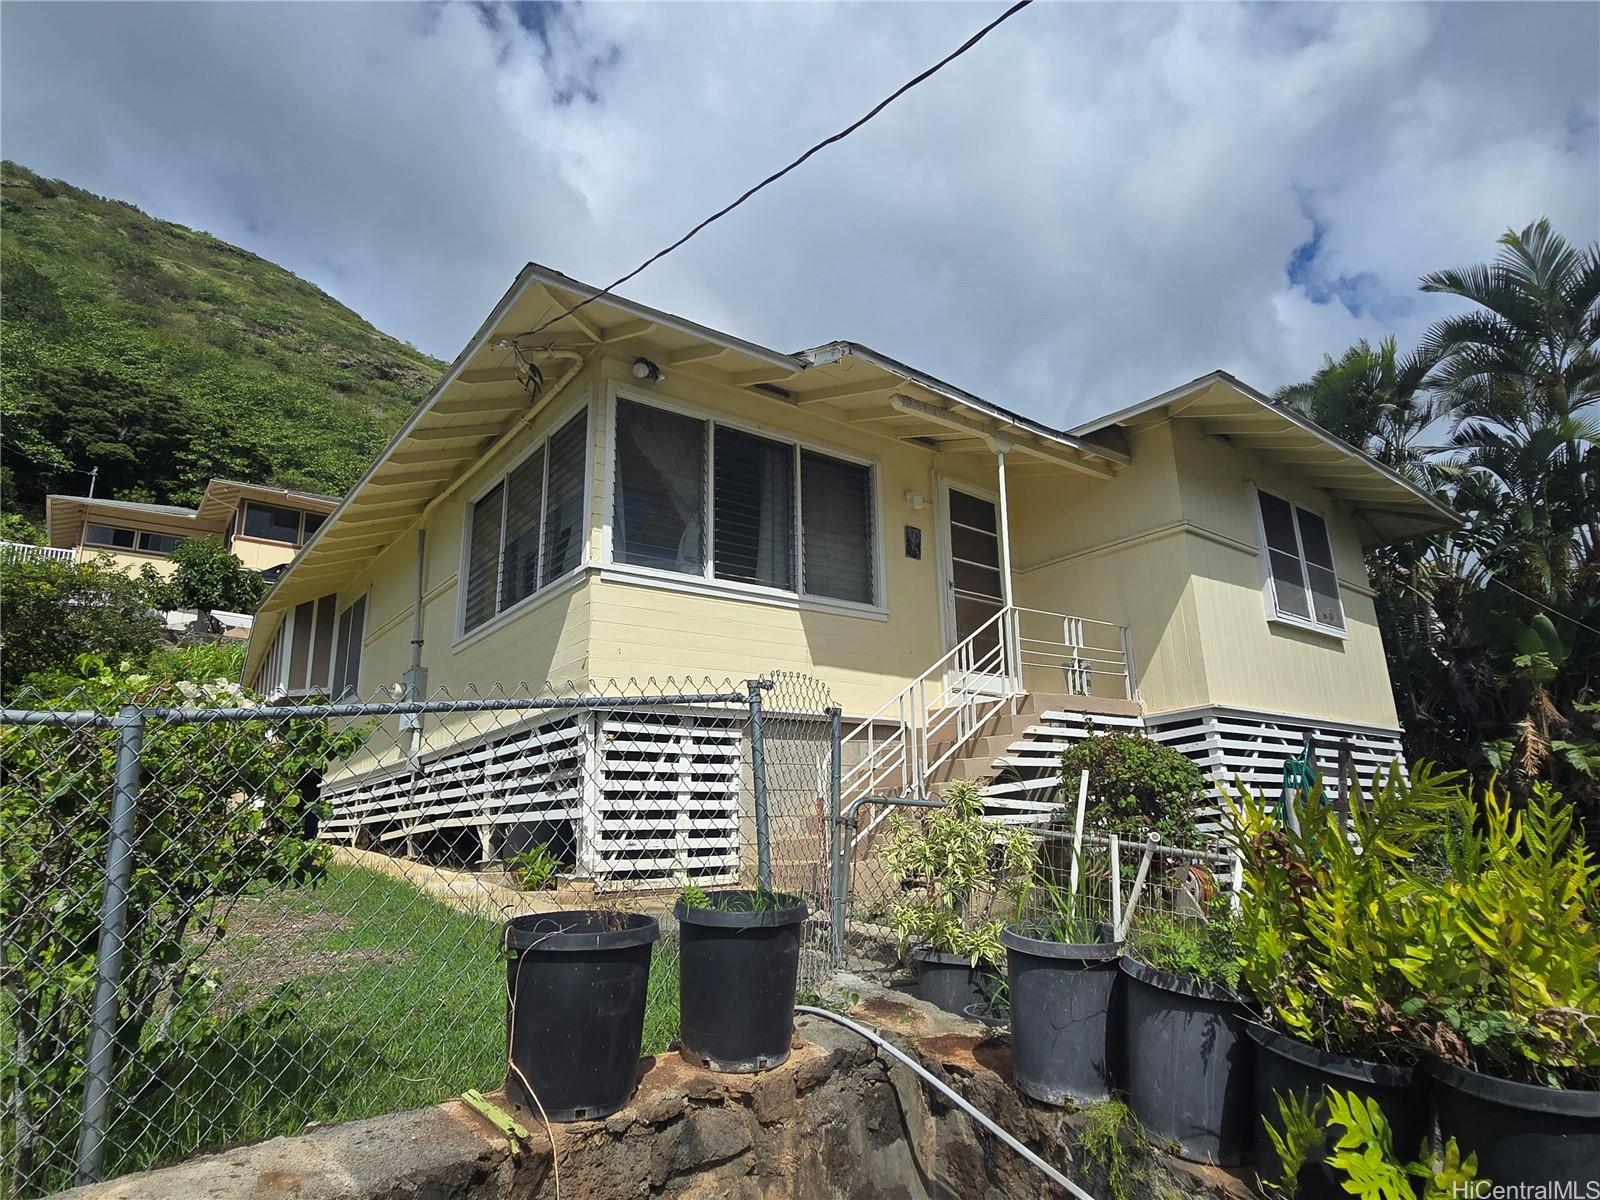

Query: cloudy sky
[2,1,1596,427]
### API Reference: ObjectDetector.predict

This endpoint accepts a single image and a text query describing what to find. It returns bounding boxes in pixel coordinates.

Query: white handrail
[837,605,1134,851]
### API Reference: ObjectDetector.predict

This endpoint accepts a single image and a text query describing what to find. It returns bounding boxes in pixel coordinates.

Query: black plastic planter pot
[1249,1024,1430,1200]
[504,910,660,1122]
[1001,924,1121,1105]
[910,948,1001,1016]
[1121,957,1255,1165]
[676,891,808,1072]
[1425,1058,1600,1190]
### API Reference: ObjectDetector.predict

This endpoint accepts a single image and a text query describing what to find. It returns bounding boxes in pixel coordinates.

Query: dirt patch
[850,996,921,1030]
[198,898,409,1012]
[911,1031,1012,1079]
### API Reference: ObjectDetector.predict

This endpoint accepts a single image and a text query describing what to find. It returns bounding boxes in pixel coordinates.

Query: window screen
[302,512,326,537]
[714,427,795,589]
[332,596,366,700]
[1257,490,1345,630]
[500,448,545,611]
[86,524,136,549]
[1295,510,1344,629]
[310,594,337,690]
[614,400,705,574]
[463,483,504,632]
[243,502,303,544]
[287,601,315,691]
[801,451,874,605]
[541,412,587,586]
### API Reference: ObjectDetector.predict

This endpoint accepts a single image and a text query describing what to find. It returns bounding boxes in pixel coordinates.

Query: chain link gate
[1,672,837,1197]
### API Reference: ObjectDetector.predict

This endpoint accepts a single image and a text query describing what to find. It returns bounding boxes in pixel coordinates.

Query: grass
[96,862,680,1181]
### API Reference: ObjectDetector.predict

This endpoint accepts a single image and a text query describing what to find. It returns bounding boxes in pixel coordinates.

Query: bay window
[462,407,589,634]
[611,396,878,608]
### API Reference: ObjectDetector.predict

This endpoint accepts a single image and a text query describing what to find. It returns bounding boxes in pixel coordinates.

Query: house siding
[1168,419,1400,729]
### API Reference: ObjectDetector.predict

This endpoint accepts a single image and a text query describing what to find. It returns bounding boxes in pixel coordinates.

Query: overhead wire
[519,0,1036,342]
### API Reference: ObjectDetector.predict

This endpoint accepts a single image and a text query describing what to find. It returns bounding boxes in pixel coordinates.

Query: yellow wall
[1168,420,1399,727]
[269,365,1402,736]
[229,535,303,572]
[77,547,179,579]
[296,354,1003,720]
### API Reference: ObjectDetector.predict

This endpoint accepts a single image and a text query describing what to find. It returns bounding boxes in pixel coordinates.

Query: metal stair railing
[836,605,1136,851]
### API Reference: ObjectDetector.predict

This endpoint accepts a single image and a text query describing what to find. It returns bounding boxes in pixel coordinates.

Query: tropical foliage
[145,536,267,614]
[1232,767,1600,1088]
[1263,1087,1480,1200]
[1276,218,1599,833]
[0,656,366,1196]
[880,779,1036,965]
[0,555,163,694]
[0,161,439,520]
[1059,731,1210,848]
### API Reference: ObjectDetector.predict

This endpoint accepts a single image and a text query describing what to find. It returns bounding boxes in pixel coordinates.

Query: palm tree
[1272,336,1444,485]
[1420,217,1600,423]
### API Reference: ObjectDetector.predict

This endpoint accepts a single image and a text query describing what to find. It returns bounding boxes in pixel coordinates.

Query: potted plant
[1231,768,1444,1198]
[1002,866,1122,1105]
[504,908,660,1121]
[879,779,1035,1016]
[1121,892,1256,1166]
[1400,781,1600,1190]
[674,883,809,1072]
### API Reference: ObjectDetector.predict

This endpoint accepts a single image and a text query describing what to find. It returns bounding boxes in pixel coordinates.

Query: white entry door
[940,483,1008,693]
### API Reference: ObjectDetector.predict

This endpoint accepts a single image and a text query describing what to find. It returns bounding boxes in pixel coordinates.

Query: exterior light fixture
[903,490,926,510]
[632,357,664,382]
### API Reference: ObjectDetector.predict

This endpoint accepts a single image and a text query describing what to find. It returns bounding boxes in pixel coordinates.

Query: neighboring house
[241,264,1456,882]
[42,479,340,579]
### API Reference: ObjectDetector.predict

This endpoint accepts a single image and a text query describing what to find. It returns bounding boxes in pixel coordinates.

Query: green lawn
[100,862,680,1181]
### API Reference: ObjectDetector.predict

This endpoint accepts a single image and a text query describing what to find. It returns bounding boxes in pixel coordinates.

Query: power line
[519,0,1036,342]
[1481,569,1600,636]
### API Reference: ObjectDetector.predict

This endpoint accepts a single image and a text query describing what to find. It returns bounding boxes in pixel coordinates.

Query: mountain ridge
[0,160,444,522]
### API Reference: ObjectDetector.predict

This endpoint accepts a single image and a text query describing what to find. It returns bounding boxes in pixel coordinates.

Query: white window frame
[599,381,887,619]
[1250,484,1348,639]
[453,392,594,646]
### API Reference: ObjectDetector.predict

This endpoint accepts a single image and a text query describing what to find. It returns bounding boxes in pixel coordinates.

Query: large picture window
[611,396,878,608]
[1256,489,1345,633]
[462,407,589,634]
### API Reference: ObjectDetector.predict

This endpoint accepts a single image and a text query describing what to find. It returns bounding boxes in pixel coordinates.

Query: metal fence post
[747,680,773,892]
[826,706,844,969]
[75,704,145,1186]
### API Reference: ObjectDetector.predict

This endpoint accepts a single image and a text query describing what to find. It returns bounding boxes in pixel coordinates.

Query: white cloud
[2,1,1595,425]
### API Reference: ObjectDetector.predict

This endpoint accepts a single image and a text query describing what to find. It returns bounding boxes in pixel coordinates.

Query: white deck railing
[839,605,1134,849]
[1,542,76,565]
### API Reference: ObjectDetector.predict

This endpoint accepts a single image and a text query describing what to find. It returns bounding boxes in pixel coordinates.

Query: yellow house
[45,479,340,580]
[242,264,1455,875]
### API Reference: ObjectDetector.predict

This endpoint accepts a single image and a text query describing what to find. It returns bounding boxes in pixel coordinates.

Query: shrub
[1130,894,1243,992]
[0,555,161,695]
[1061,731,1209,847]
[1233,766,1600,1087]
[0,657,366,1195]
[879,780,1036,966]
[155,536,266,613]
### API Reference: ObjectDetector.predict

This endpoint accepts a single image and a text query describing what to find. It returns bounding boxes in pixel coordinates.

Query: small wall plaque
[904,525,922,559]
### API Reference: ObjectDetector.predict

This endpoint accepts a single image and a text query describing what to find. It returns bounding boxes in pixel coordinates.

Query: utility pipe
[793,1006,1096,1200]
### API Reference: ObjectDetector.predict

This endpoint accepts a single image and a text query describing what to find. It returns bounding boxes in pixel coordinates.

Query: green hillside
[0,161,443,520]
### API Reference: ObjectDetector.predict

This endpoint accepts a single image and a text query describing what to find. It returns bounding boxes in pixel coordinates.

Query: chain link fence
[837,783,1242,984]
[1,672,837,1198]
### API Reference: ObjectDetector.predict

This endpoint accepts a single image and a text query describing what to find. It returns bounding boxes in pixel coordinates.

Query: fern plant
[880,779,1036,966]
[1262,1087,1481,1199]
